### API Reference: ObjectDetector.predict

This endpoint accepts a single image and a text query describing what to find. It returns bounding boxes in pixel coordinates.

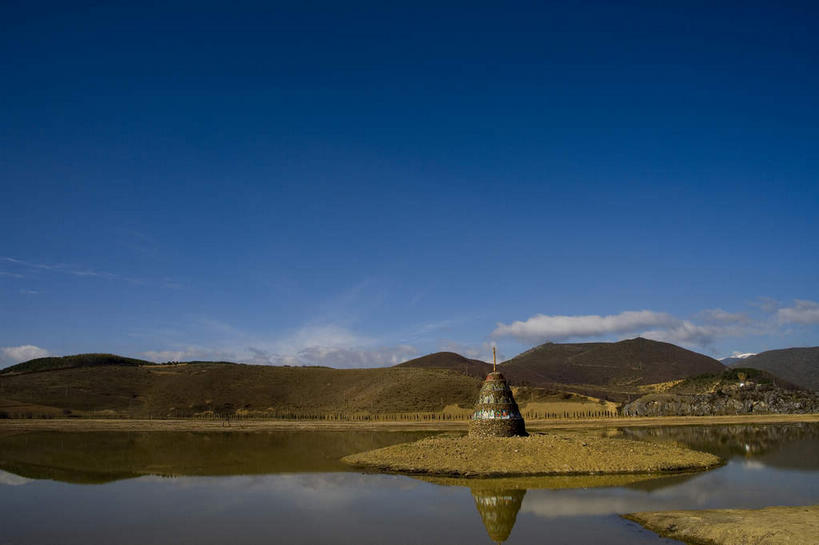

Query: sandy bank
[341,432,721,477]
[0,414,816,434]
[625,504,819,545]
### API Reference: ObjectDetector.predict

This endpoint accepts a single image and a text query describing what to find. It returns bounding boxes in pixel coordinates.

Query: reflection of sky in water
[1,427,818,545]
[522,461,819,519]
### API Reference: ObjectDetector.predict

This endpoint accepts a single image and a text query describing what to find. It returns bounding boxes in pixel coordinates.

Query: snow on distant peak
[720,351,756,362]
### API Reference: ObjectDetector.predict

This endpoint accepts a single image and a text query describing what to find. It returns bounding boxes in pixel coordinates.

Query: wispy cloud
[777,299,819,324]
[140,324,418,368]
[1,256,183,288]
[751,296,780,313]
[699,308,751,324]
[1,257,119,279]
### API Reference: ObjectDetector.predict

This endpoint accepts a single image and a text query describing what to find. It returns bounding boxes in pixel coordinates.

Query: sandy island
[341,432,721,477]
[625,505,819,545]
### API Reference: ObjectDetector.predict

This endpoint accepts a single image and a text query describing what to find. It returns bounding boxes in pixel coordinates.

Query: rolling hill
[0,363,483,418]
[397,352,492,378]
[499,337,725,388]
[733,347,819,391]
[0,353,151,375]
[397,338,726,401]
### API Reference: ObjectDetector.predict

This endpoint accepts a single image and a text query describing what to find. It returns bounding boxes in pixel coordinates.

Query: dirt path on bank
[0,413,816,434]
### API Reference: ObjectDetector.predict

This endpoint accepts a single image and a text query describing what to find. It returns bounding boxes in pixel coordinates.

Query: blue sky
[1,2,818,367]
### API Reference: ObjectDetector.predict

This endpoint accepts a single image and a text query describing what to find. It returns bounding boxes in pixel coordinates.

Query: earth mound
[341,432,721,477]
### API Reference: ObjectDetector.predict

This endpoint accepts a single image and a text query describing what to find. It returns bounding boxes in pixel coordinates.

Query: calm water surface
[1,423,817,544]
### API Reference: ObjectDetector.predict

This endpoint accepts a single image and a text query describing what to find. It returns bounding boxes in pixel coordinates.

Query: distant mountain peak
[721,352,757,360]
[720,352,758,366]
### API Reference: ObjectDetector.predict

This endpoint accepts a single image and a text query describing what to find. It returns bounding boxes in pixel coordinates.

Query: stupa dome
[468,371,527,437]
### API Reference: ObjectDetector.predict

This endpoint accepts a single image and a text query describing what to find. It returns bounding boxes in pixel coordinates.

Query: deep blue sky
[2,1,818,367]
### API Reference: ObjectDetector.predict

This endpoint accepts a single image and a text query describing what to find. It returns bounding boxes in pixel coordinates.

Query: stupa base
[469,418,527,438]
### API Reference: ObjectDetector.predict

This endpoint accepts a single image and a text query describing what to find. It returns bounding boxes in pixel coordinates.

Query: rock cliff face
[621,382,819,417]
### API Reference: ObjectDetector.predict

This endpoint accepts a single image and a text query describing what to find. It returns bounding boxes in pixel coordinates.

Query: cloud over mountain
[491,310,678,344]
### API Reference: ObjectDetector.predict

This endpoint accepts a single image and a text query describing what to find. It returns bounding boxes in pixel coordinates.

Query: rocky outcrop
[621,382,819,417]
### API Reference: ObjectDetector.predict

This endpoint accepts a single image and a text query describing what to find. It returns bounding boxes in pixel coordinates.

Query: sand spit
[341,432,721,477]
[625,505,819,545]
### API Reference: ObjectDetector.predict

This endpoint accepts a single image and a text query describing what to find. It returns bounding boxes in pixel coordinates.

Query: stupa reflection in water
[471,487,526,543]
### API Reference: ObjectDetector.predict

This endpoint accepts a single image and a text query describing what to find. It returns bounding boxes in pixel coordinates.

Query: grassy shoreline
[0,413,817,433]
[625,505,819,545]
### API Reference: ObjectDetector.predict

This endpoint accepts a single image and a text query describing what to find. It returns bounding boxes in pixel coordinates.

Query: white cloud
[492,310,678,343]
[0,345,50,366]
[490,305,777,351]
[776,299,819,325]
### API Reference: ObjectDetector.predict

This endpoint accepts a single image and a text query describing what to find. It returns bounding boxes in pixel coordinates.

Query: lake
[1,423,817,544]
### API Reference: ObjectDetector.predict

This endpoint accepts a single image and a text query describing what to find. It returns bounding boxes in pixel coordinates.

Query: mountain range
[400,337,726,398]
[1,338,816,418]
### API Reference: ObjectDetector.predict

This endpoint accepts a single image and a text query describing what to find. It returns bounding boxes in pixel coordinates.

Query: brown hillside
[397,352,491,378]
[0,363,482,418]
[738,347,819,391]
[500,338,725,388]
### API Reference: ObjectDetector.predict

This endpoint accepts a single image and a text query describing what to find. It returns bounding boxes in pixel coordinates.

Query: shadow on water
[0,430,435,484]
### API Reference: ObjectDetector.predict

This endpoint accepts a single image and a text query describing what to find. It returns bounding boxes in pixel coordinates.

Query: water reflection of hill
[619,423,819,470]
[0,430,432,484]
